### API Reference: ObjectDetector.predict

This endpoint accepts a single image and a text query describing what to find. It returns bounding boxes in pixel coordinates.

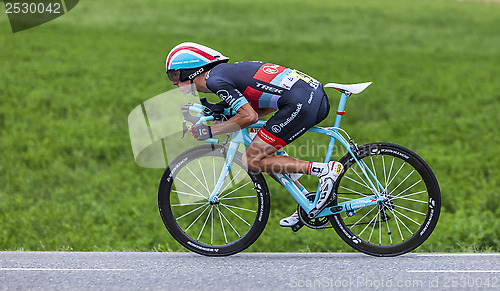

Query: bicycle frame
[187,92,386,218]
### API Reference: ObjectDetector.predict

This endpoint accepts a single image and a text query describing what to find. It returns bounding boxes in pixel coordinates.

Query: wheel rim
[336,153,433,247]
[169,154,261,246]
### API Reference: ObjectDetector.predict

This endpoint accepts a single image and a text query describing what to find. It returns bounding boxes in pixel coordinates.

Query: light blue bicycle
[158,82,441,256]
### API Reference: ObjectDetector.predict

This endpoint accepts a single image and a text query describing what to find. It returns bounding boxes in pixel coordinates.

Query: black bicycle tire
[158,145,270,256]
[330,142,441,256]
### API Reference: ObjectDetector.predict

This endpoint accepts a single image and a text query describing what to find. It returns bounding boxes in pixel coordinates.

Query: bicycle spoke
[385,157,395,190]
[389,170,416,196]
[171,201,207,207]
[390,209,405,241]
[176,202,209,221]
[393,208,421,226]
[349,205,378,229]
[218,206,241,237]
[198,160,210,193]
[378,209,382,245]
[392,179,422,199]
[184,204,211,232]
[220,169,244,195]
[197,206,213,241]
[221,203,257,213]
[348,167,373,191]
[344,175,373,193]
[338,196,355,201]
[392,196,428,204]
[171,190,207,200]
[176,177,207,199]
[339,185,371,197]
[216,205,228,244]
[368,211,378,243]
[382,156,387,188]
[220,181,253,199]
[213,156,216,187]
[391,208,413,238]
[390,190,427,201]
[358,208,379,238]
[394,204,427,216]
[221,203,252,226]
[185,165,210,195]
[385,162,406,192]
[219,195,255,200]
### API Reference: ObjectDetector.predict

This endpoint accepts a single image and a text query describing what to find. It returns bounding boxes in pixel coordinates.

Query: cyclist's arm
[205,74,274,135]
[210,103,258,136]
[254,107,277,117]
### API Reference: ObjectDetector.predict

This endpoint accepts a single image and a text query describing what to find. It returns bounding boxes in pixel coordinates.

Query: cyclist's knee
[242,152,262,172]
[243,136,279,172]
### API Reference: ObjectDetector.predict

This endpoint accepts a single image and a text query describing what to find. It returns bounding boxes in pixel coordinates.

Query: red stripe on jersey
[242,86,263,108]
[257,128,287,150]
[253,63,287,83]
[166,46,216,70]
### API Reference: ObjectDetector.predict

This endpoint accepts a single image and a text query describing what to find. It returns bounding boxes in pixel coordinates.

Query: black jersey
[205,61,330,148]
[205,61,321,110]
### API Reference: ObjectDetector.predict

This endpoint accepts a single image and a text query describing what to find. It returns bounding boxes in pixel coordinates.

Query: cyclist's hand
[189,124,212,141]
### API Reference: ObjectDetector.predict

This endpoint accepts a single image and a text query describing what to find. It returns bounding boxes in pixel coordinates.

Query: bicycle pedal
[291,221,304,232]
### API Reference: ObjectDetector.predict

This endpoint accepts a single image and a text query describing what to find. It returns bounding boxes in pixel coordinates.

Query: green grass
[0,0,499,252]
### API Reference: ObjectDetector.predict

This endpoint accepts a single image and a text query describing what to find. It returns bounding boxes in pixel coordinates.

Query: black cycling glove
[190,124,212,141]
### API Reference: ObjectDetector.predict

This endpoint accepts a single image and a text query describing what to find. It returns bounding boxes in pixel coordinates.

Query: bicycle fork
[208,140,240,205]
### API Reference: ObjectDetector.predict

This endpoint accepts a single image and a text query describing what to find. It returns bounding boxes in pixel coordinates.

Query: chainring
[297,193,331,229]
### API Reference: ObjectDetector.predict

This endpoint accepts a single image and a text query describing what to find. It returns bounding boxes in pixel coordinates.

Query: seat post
[333,92,350,128]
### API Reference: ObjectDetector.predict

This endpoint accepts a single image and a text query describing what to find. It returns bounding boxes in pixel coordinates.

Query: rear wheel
[330,143,441,256]
[158,145,270,256]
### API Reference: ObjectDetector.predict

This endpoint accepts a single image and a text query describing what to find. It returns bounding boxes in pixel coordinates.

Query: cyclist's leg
[242,136,309,174]
[243,87,335,177]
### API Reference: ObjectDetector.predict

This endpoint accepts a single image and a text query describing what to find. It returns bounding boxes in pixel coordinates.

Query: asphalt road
[1,252,499,290]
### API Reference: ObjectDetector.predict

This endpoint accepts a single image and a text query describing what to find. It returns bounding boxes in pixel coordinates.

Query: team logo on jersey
[216,90,234,104]
[254,63,286,83]
[217,90,230,98]
[262,65,280,74]
[271,125,281,133]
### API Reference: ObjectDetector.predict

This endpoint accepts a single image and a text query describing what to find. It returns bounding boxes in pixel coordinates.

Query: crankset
[297,193,332,230]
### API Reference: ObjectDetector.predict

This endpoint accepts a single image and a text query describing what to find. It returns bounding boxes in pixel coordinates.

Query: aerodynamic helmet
[166,42,229,82]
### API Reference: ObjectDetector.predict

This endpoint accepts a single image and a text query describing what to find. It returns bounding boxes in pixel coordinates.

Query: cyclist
[166,42,343,227]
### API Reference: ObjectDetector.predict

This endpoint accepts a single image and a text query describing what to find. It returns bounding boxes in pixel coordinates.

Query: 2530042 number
[443,276,499,288]
[5,2,62,14]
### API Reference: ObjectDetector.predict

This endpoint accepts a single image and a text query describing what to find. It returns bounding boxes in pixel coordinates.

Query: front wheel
[158,145,270,256]
[330,143,441,256]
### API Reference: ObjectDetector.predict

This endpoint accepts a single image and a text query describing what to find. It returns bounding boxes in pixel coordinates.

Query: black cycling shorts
[257,82,330,149]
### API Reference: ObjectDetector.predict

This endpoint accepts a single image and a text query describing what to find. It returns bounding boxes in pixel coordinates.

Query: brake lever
[181,120,188,138]
[181,103,202,138]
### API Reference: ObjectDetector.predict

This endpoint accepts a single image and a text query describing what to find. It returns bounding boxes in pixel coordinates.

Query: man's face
[168,70,191,94]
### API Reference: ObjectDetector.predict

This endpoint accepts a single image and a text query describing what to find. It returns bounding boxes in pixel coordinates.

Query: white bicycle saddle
[324,82,372,94]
